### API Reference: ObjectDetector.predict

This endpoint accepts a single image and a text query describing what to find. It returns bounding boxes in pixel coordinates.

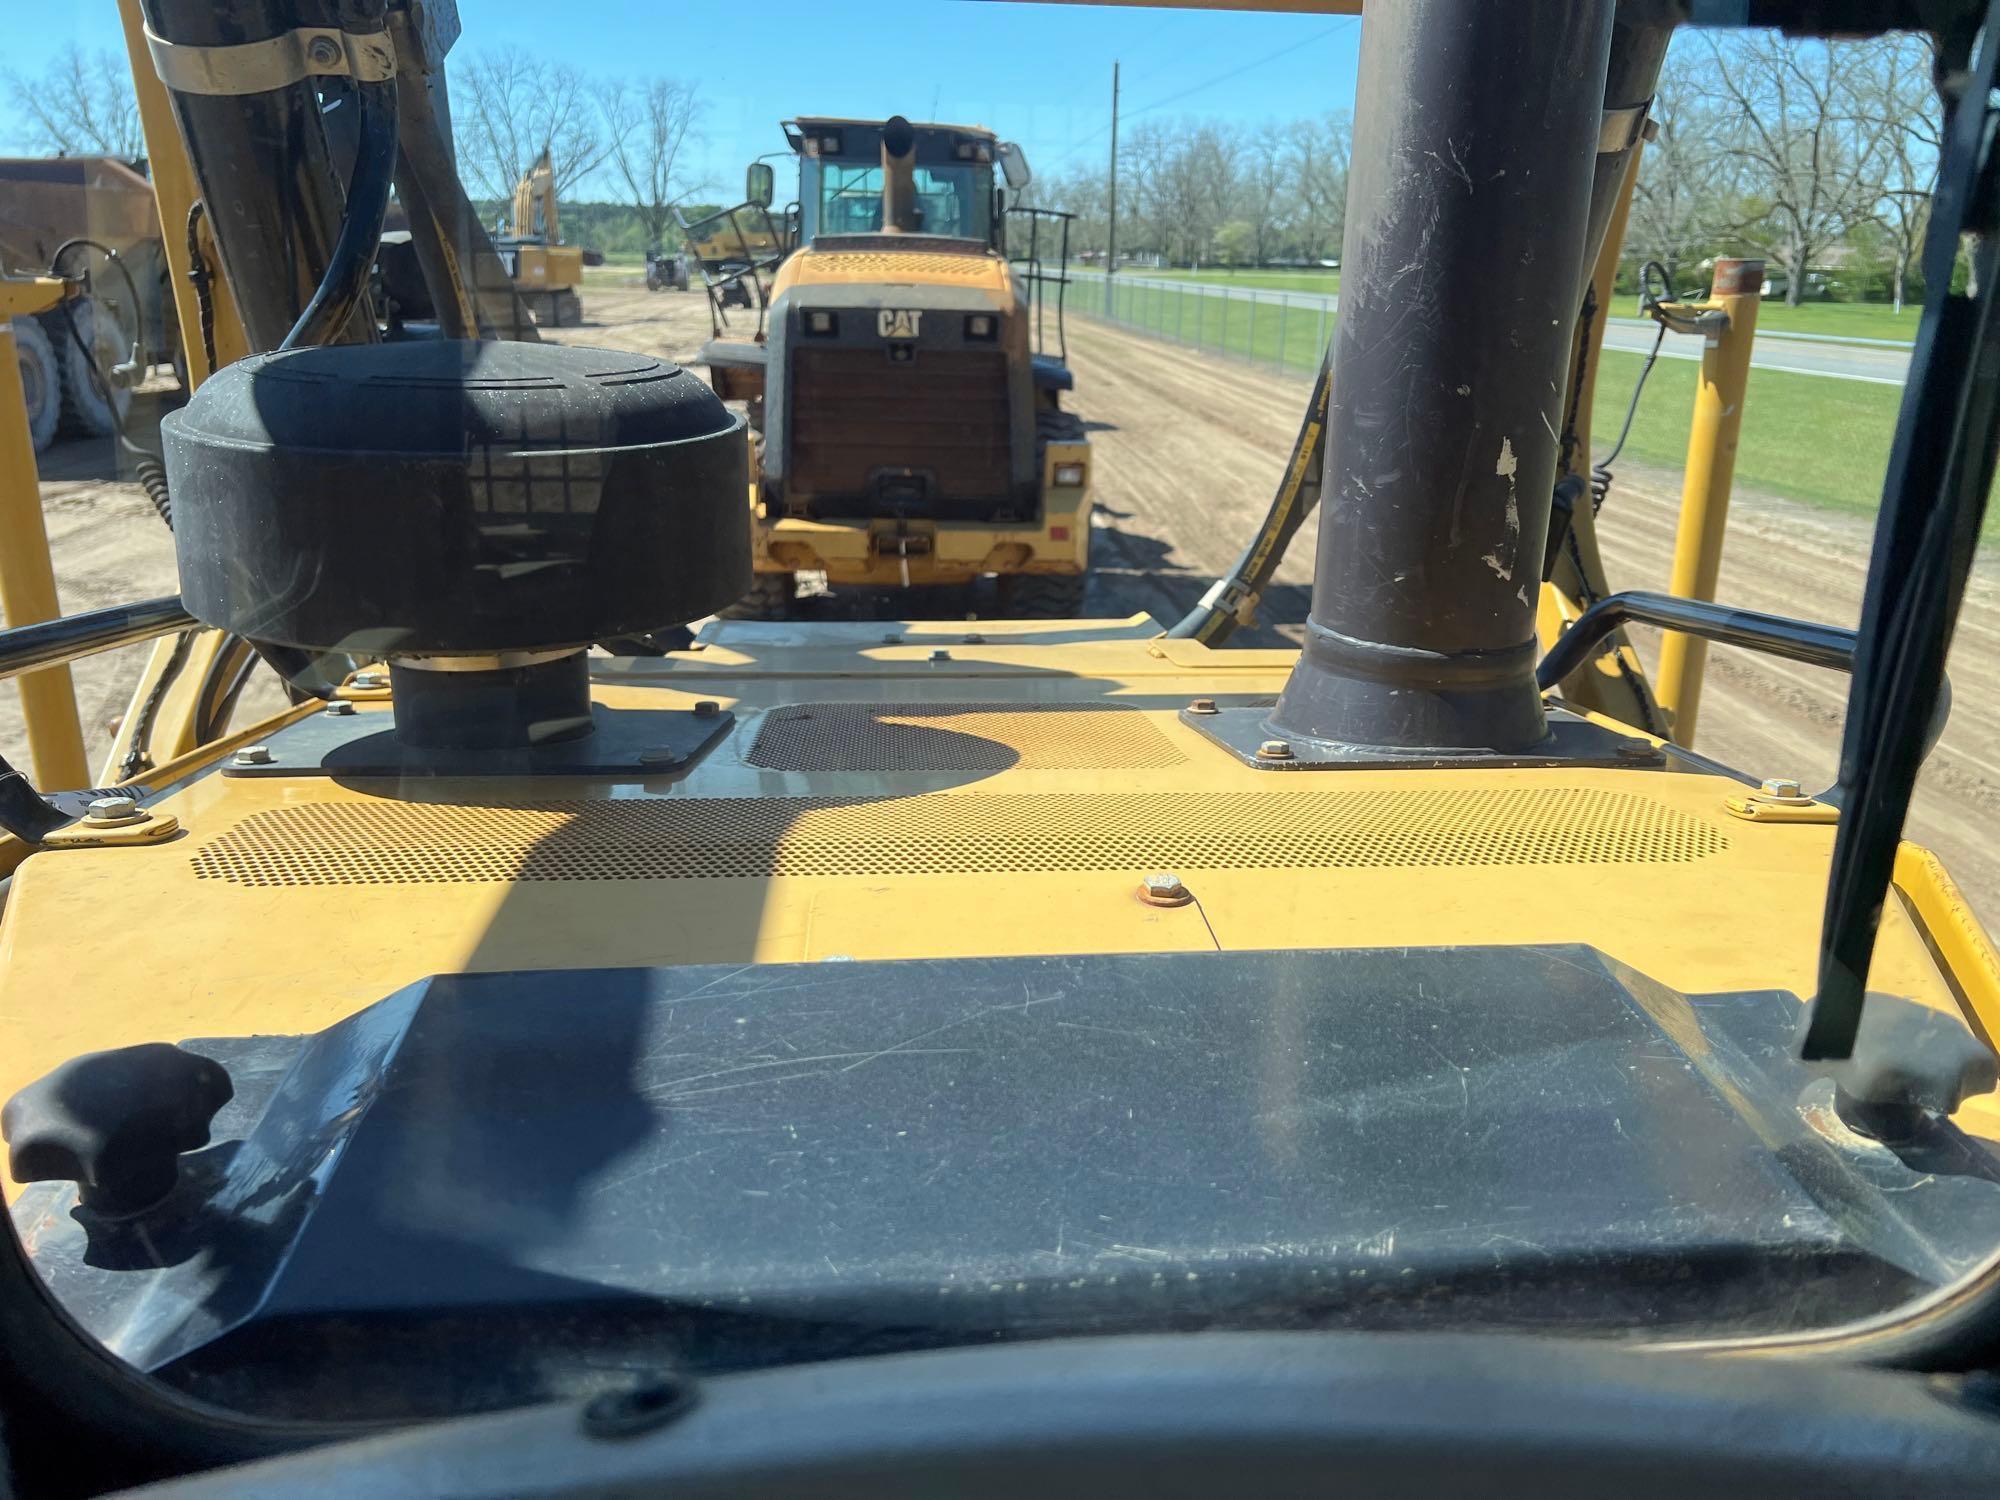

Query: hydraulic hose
[1166,347,1331,645]
[280,78,399,350]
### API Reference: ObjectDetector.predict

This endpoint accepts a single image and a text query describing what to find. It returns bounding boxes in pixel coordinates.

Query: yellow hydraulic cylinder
[1654,256,1764,749]
[0,321,89,789]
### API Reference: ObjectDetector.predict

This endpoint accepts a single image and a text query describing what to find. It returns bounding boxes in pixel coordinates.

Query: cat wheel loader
[700,115,1091,617]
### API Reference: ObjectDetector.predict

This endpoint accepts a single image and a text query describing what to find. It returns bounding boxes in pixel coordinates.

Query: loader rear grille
[190,787,1727,886]
[788,347,1011,507]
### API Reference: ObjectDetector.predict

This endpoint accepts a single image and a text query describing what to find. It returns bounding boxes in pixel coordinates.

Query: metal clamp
[146,24,396,97]
[1597,101,1658,155]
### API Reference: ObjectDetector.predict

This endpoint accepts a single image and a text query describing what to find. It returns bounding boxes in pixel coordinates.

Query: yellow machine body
[742,242,1090,590]
[496,150,584,326]
[5,617,1999,1197]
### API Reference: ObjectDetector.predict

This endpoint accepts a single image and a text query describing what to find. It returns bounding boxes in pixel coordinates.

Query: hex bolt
[638,749,678,768]
[350,670,388,691]
[233,745,274,767]
[1760,777,1806,801]
[693,700,721,718]
[1188,698,1218,715]
[1616,741,1659,763]
[323,700,356,717]
[929,648,951,663]
[962,633,986,645]
[1138,872,1194,907]
[881,634,903,646]
[83,795,142,826]
[306,34,343,69]
[1256,738,1295,761]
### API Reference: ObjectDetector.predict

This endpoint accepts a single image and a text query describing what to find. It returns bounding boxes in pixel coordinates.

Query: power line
[1038,17,1356,174]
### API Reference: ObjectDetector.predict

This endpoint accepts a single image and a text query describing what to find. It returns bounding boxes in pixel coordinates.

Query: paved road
[1074,271,1913,385]
[1599,319,1910,386]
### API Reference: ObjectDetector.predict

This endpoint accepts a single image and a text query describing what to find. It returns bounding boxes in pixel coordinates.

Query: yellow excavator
[493,147,584,327]
[3,0,2000,1493]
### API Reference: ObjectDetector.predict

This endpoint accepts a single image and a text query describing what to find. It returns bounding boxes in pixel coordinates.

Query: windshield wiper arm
[1800,0,2000,1062]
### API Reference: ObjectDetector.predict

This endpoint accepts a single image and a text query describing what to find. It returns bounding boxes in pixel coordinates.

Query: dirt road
[11,281,1997,926]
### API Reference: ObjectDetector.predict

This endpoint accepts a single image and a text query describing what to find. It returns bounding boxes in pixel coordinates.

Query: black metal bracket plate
[221,705,734,779]
[1179,704,1663,771]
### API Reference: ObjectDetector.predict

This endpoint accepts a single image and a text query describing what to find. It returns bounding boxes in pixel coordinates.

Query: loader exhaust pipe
[881,115,920,234]
[1266,0,1615,753]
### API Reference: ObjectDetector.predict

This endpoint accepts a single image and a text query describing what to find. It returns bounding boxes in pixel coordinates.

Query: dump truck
[5,0,2000,1493]
[700,115,1091,616]
[0,155,182,450]
[493,148,584,327]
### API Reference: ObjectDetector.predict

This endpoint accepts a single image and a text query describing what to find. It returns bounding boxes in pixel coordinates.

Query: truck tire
[12,316,61,453]
[719,571,796,620]
[1002,571,1088,618]
[50,298,132,439]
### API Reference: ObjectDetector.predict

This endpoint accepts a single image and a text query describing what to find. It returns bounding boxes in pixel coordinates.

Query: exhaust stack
[1267,0,1615,753]
[881,115,920,234]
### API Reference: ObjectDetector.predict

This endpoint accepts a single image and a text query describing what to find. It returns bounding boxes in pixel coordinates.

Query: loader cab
[783,117,1003,249]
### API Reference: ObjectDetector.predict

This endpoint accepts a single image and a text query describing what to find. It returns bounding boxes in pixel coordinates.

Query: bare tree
[451,48,609,206]
[1235,123,1290,266]
[4,45,144,159]
[600,77,703,248]
[1849,33,1941,314]
[1285,112,1350,264]
[1627,47,1731,292]
[1699,33,1886,305]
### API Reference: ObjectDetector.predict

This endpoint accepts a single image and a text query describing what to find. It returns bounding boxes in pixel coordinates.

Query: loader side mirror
[998,142,1031,191]
[746,163,775,209]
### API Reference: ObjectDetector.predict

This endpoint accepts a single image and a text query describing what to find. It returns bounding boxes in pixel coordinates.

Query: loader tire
[719,571,796,620]
[51,297,132,439]
[12,316,61,453]
[1002,571,1088,618]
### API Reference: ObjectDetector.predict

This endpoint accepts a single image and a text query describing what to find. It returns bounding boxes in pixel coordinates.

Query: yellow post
[0,321,90,788]
[115,0,250,385]
[1653,256,1764,749]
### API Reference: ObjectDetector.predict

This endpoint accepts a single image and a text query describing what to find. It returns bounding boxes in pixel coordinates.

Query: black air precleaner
[1267,0,1615,753]
[164,339,748,755]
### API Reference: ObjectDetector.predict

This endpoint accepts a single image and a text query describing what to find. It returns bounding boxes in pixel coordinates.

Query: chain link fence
[1066,270,1337,377]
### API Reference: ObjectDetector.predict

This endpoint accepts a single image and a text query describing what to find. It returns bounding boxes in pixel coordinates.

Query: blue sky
[6,2,1361,197]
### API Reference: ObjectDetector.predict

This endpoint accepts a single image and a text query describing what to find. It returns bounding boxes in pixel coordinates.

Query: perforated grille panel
[748,703,1186,772]
[790,348,1011,504]
[190,788,1727,887]
[807,252,994,278]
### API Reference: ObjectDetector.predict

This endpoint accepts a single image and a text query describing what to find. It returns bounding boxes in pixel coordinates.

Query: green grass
[1587,346,2000,540]
[1141,268,1921,345]
[1615,297,1919,346]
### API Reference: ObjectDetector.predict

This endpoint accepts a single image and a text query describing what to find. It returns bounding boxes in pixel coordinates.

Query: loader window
[811,160,991,242]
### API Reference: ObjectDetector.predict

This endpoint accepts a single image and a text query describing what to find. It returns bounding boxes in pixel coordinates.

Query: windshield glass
[808,159,991,241]
[3,0,1998,1440]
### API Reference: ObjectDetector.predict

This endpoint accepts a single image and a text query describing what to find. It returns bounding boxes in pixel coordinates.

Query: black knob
[2,1044,233,1214]
[1816,993,1999,1142]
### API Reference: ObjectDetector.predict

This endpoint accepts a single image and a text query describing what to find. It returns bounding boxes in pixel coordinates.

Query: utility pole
[1105,60,1119,314]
